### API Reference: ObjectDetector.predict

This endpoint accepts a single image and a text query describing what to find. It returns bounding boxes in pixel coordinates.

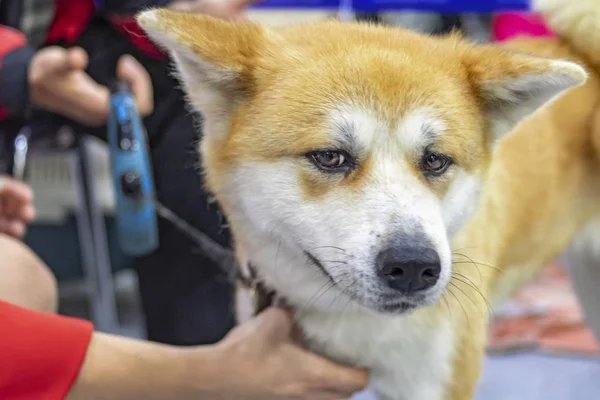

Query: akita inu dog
[136,3,593,399]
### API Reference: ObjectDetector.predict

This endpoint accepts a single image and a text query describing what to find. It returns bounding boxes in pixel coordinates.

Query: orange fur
[449,36,600,400]
[138,9,590,400]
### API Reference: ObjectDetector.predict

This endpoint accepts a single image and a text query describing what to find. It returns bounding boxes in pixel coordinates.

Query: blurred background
[1,1,599,399]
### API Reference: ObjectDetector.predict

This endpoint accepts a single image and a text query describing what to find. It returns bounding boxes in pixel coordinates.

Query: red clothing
[492,12,556,42]
[0,300,93,399]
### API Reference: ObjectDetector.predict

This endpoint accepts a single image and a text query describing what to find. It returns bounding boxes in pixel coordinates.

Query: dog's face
[139,11,585,314]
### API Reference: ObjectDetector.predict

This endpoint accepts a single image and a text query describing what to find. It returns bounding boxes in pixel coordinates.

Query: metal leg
[71,136,119,333]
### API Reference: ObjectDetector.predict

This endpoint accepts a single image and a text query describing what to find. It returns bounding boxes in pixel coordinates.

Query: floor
[61,271,600,400]
[352,353,600,400]
[475,353,600,400]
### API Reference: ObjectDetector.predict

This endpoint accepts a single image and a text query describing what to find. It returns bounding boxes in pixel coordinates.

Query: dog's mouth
[379,301,418,313]
[303,250,433,315]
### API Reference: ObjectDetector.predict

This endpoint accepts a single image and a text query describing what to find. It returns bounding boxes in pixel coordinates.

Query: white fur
[300,310,455,400]
[483,60,587,143]
[443,171,481,237]
[396,107,445,151]
[227,107,457,311]
[135,14,587,398]
[221,106,476,399]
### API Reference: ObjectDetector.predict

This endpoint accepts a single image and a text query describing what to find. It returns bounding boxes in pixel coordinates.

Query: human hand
[169,0,263,20]
[28,47,153,127]
[202,307,369,399]
[0,176,35,238]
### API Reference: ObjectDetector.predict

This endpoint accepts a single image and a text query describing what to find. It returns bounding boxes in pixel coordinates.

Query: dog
[469,0,600,341]
[137,4,590,399]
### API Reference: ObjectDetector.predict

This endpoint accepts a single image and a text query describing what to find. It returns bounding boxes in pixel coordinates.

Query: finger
[254,307,295,342]
[0,218,24,238]
[68,71,111,126]
[3,196,17,220]
[277,304,305,344]
[0,217,7,235]
[5,220,26,239]
[18,204,36,223]
[39,46,72,73]
[41,46,87,74]
[117,55,154,117]
[304,355,369,394]
[0,177,33,205]
[66,47,89,70]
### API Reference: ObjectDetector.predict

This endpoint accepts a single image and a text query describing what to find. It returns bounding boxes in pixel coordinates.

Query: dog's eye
[420,151,452,176]
[309,151,349,171]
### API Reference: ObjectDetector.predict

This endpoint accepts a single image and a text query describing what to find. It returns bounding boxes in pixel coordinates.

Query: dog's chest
[298,311,455,400]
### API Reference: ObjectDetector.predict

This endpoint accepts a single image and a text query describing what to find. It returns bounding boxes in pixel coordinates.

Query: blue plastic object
[107,81,159,257]
[251,0,531,12]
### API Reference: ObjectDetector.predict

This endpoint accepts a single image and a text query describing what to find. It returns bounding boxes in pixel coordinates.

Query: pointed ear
[137,9,273,140]
[464,46,587,144]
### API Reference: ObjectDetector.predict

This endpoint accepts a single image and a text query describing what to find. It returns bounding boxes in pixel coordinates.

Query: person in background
[0,0,259,345]
[492,11,555,42]
[0,174,369,400]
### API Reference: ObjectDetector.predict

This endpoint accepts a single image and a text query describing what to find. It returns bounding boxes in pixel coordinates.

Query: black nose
[376,245,441,293]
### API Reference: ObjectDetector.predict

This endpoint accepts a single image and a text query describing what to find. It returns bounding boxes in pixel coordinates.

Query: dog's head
[138,10,585,315]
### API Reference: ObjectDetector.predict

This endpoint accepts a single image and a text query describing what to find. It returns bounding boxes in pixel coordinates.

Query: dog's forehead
[329,105,445,153]
[223,24,486,169]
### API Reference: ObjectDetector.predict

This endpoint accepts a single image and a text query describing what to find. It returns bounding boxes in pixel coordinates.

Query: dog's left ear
[137,9,275,140]
[463,45,587,145]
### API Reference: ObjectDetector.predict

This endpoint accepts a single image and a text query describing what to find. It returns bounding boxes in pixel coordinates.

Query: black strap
[243,263,279,316]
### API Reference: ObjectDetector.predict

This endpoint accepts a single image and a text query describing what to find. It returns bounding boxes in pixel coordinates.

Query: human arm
[68,307,368,400]
[0,300,367,400]
[0,300,94,399]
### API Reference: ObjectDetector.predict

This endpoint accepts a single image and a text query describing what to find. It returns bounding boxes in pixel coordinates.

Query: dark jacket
[0,0,171,121]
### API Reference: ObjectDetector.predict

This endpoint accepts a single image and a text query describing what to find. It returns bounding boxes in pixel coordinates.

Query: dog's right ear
[137,9,274,140]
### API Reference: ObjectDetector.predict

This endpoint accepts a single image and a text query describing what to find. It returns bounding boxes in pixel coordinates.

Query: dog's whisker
[440,294,453,319]
[451,274,493,317]
[304,280,337,311]
[452,252,483,285]
[452,252,502,271]
[453,259,503,273]
[305,271,355,309]
[449,280,486,319]
[446,287,470,329]
[273,239,284,283]
[312,245,348,254]
[452,246,484,252]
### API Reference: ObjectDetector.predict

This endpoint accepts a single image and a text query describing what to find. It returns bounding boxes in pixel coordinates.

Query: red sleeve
[0,300,94,400]
[0,26,35,121]
[108,15,166,60]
